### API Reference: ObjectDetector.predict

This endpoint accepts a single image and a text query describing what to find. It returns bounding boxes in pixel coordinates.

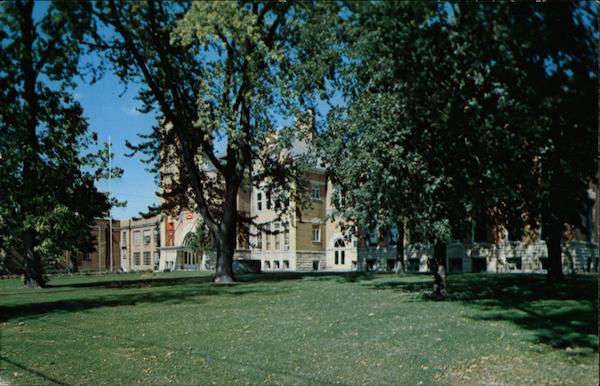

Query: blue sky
[30,2,345,221]
[74,75,159,220]
[29,2,159,219]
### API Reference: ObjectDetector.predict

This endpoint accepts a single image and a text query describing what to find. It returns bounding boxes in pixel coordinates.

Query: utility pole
[108,136,113,272]
[98,223,102,272]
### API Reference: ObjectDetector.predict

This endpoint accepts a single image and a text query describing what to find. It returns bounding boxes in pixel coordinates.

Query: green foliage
[320,2,597,252]
[88,1,342,280]
[187,219,212,256]
[0,1,110,285]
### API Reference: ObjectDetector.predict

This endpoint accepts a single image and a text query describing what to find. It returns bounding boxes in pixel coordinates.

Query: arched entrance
[180,232,201,270]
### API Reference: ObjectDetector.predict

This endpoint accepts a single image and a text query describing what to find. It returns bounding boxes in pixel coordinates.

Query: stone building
[120,216,162,271]
[118,130,598,275]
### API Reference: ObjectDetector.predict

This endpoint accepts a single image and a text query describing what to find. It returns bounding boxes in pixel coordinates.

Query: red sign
[167,222,175,246]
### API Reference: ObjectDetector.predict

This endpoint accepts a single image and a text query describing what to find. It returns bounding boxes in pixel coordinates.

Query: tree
[186,219,213,270]
[62,140,127,274]
[321,1,504,296]
[322,1,597,291]
[86,0,340,282]
[0,1,110,286]
[449,2,598,281]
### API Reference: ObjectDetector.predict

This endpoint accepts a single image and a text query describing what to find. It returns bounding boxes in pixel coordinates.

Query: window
[256,233,263,250]
[133,252,141,265]
[257,192,263,211]
[266,192,271,210]
[389,226,399,245]
[155,252,160,264]
[284,228,289,250]
[334,250,345,265]
[264,260,271,269]
[122,232,127,246]
[133,231,141,246]
[283,260,289,269]
[334,239,345,265]
[312,260,320,270]
[154,228,160,245]
[311,224,321,242]
[266,233,271,250]
[332,187,346,207]
[143,252,151,265]
[274,260,280,269]
[333,239,346,265]
[369,229,377,246]
[143,230,151,245]
[273,222,280,250]
[312,185,320,200]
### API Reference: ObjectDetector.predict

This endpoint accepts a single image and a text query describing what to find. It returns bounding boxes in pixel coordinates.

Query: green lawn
[0,271,597,385]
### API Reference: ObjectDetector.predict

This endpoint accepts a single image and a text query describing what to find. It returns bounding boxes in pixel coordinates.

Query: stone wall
[357,247,397,271]
[405,243,432,272]
[562,241,599,273]
[296,251,326,272]
[357,240,599,274]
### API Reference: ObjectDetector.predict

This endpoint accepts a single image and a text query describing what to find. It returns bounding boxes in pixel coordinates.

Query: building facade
[116,134,598,274]
[157,190,252,272]
[63,219,121,272]
[120,216,162,271]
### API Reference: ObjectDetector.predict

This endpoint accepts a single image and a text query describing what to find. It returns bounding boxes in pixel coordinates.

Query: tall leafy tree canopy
[320,1,597,285]
[0,0,111,286]
[86,0,341,282]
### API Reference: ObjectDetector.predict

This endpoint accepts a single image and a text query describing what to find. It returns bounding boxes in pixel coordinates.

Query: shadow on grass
[0,271,383,325]
[371,273,598,354]
[0,280,288,324]
[238,271,382,284]
[46,274,214,289]
[0,355,72,386]
[43,271,376,289]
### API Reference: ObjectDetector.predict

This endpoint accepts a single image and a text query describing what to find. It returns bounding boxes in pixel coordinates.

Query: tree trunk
[19,0,45,288]
[68,253,79,274]
[22,230,46,288]
[544,220,564,282]
[213,226,236,284]
[395,225,405,273]
[431,240,447,298]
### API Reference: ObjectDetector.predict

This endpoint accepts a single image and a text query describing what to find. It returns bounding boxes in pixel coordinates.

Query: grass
[0,271,597,385]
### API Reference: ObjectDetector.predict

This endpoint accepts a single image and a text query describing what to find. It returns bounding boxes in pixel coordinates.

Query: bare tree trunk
[68,253,79,274]
[544,219,564,282]
[22,230,46,288]
[395,224,405,273]
[431,240,447,298]
[19,0,45,288]
[213,225,236,284]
